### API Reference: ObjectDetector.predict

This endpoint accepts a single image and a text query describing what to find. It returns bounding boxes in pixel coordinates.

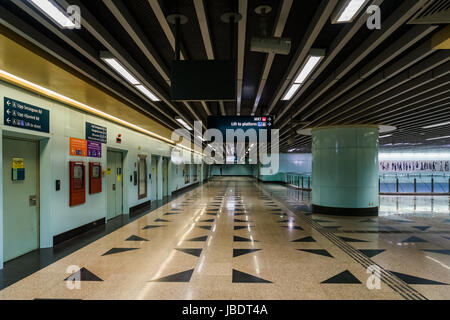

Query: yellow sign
[12,158,24,169]
[117,174,121,182]
[107,168,112,175]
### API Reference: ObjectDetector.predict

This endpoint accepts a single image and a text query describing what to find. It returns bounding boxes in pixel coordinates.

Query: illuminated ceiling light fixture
[332,0,369,24]
[426,135,450,141]
[135,85,159,102]
[379,134,392,139]
[282,84,301,101]
[29,0,75,28]
[100,51,160,101]
[422,121,450,129]
[282,49,325,101]
[175,117,193,131]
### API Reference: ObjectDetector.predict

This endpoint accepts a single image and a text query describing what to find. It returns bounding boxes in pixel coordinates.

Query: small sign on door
[12,158,25,181]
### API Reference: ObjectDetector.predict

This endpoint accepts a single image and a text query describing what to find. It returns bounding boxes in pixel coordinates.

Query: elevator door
[162,157,169,197]
[2,137,39,261]
[151,155,158,200]
[107,151,123,220]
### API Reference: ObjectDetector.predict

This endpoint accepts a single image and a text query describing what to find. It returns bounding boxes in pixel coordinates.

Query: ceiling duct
[250,4,292,55]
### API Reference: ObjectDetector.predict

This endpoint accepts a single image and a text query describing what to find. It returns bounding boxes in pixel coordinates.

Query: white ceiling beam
[236,0,248,116]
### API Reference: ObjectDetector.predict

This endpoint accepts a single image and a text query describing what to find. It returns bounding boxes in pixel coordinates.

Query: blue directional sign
[86,122,107,143]
[4,97,50,133]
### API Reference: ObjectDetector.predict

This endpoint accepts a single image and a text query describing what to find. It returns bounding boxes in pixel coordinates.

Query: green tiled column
[311,125,379,216]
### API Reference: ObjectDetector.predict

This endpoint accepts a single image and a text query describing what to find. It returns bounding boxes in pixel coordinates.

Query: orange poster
[70,137,87,157]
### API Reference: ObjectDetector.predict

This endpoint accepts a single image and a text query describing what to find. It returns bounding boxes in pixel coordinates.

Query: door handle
[29,195,37,207]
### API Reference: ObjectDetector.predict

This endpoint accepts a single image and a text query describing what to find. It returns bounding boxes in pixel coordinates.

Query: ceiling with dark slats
[0,0,449,151]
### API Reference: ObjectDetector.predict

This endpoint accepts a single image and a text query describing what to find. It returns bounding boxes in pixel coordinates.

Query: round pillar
[311,125,379,216]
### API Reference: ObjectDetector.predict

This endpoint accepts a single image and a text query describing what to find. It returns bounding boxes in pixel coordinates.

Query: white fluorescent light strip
[282,83,301,101]
[136,84,160,102]
[30,0,75,28]
[422,121,450,129]
[283,53,323,101]
[102,57,160,102]
[426,135,450,141]
[379,134,392,139]
[337,0,367,22]
[294,56,322,84]
[103,58,140,85]
[176,118,193,131]
[0,69,203,156]
[197,135,205,141]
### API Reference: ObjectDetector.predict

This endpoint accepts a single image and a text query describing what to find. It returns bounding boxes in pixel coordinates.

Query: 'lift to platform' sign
[3,97,50,133]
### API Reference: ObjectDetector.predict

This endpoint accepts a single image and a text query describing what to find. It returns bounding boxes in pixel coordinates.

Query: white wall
[0,80,206,267]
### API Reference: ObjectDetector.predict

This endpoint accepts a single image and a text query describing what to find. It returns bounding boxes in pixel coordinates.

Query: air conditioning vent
[409,0,450,24]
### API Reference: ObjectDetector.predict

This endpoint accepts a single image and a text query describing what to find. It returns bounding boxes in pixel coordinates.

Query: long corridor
[1,177,449,300]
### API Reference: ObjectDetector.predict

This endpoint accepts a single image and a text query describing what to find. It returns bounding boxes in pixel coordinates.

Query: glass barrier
[285,172,312,190]
[283,172,450,194]
[379,173,450,194]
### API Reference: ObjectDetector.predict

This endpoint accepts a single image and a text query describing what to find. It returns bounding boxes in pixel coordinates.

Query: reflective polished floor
[1,177,449,300]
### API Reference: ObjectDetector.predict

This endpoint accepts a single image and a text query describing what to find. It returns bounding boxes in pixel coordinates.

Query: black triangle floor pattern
[234,226,253,230]
[175,248,202,257]
[292,236,315,242]
[338,236,370,243]
[281,226,303,230]
[143,225,165,230]
[126,235,148,241]
[199,219,215,223]
[412,226,431,231]
[298,249,333,258]
[403,236,427,243]
[234,235,258,242]
[164,212,180,216]
[389,271,447,285]
[198,226,212,231]
[232,270,272,283]
[423,249,450,256]
[154,218,170,222]
[102,248,139,256]
[186,236,208,242]
[64,267,103,282]
[358,249,386,258]
[233,249,261,257]
[234,218,251,223]
[151,269,194,282]
[321,270,361,284]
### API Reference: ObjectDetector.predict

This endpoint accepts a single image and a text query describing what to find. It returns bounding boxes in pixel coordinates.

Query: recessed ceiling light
[100,53,140,85]
[426,135,450,141]
[282,49,325,101]
[332,0,369,24]
[282,84,300,101]
[379,134,392,139]
[29,0,76,28]
[294,55,324,84]
[175,117,193,131]
[136,85,160,102]
[422,121,450,129]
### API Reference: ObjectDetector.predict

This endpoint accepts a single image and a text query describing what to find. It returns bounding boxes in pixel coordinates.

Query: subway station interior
[0,0,449,305]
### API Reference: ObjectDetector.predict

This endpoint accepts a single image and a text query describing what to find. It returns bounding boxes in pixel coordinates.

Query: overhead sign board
[86,122,107,143]
[4,97,50,133]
